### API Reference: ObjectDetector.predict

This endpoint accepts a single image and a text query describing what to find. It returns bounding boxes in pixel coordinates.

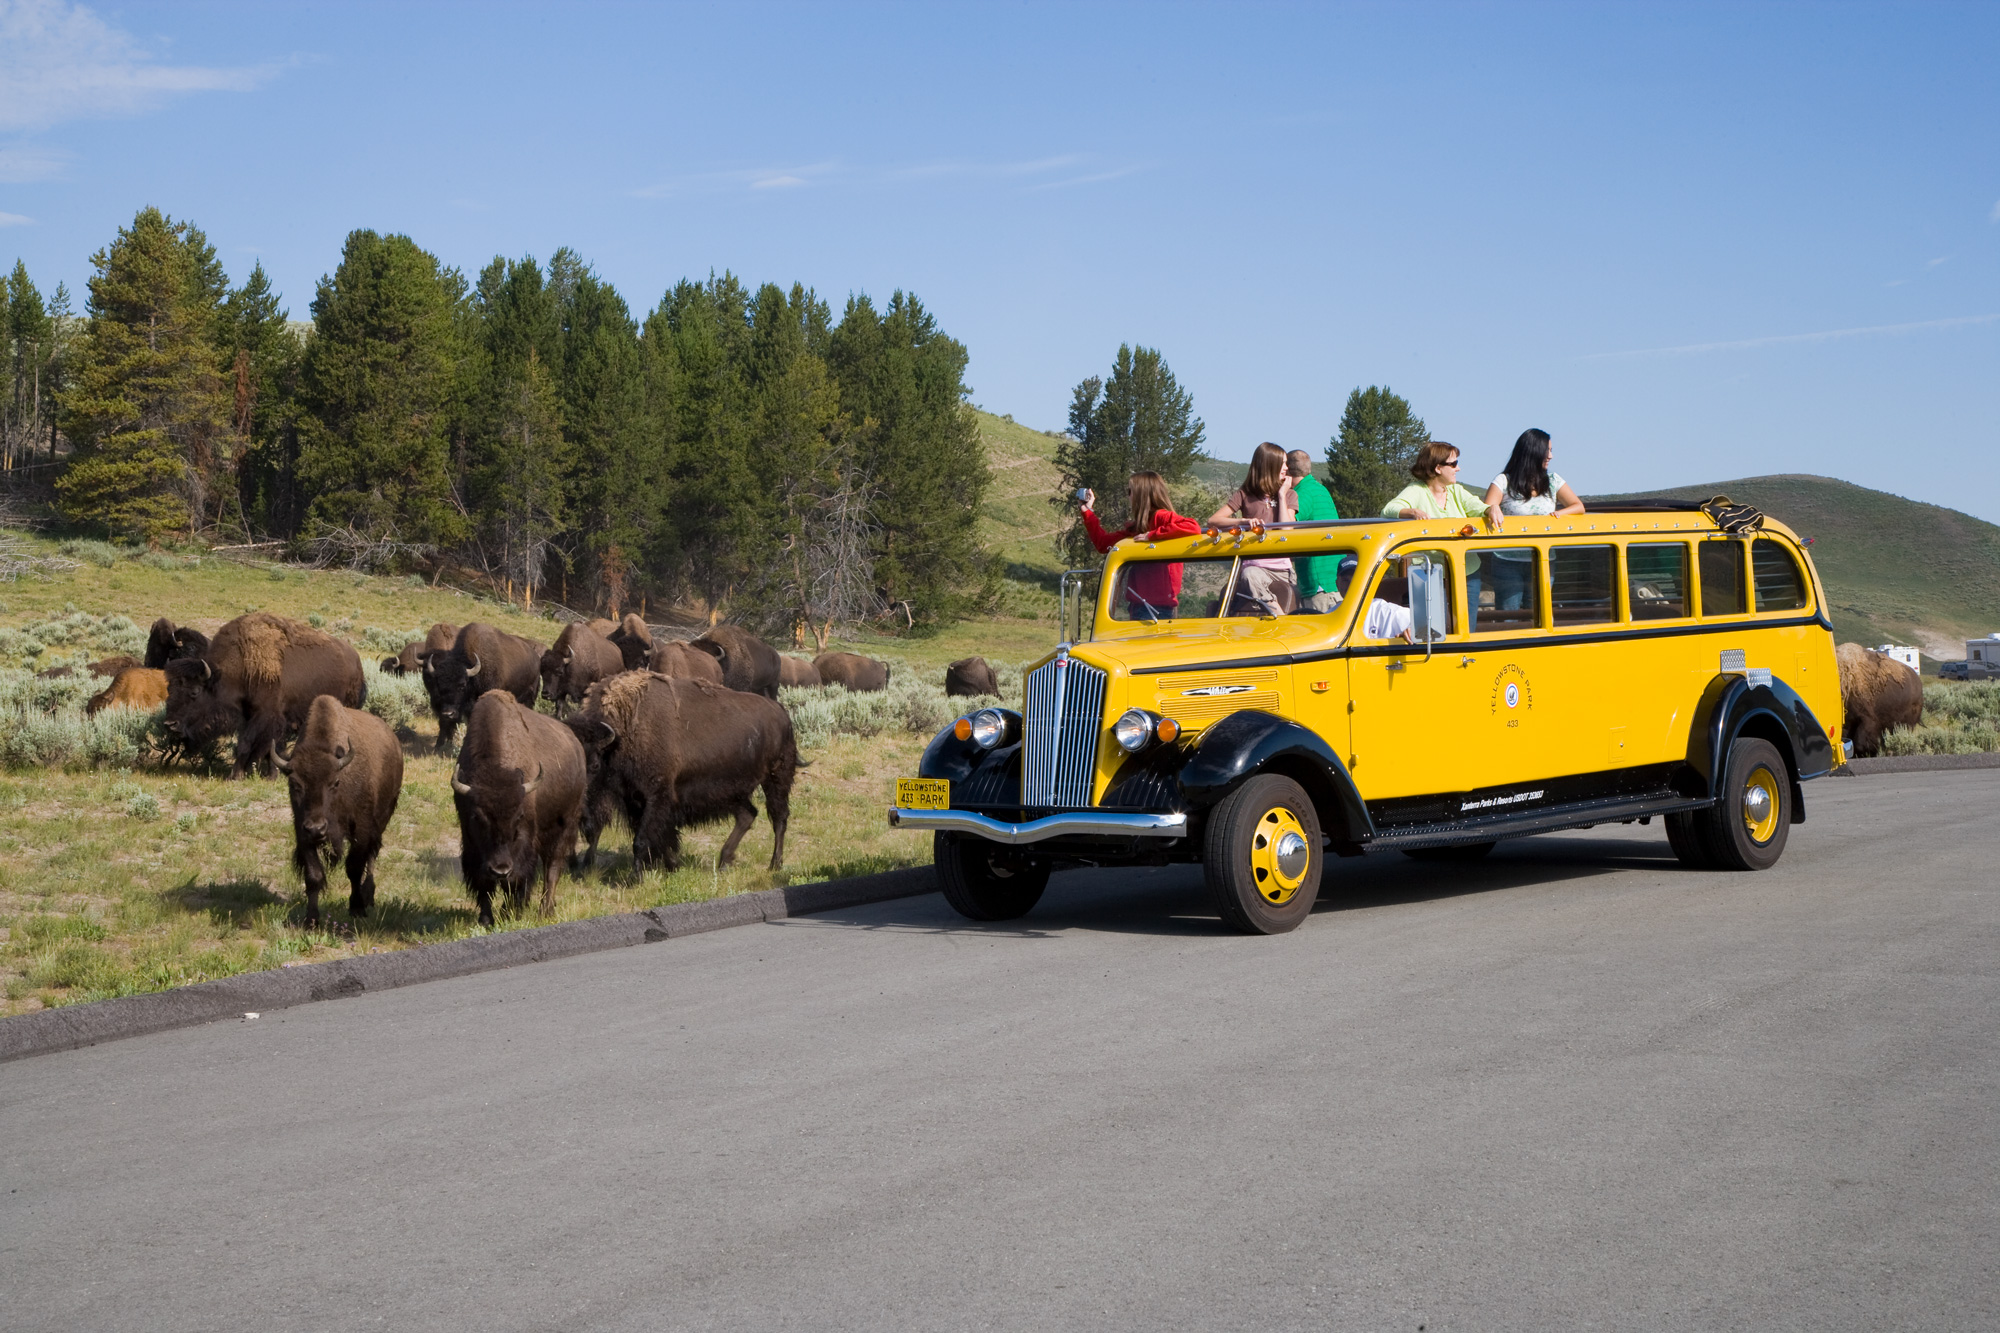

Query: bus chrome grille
[1023,654,1107,808]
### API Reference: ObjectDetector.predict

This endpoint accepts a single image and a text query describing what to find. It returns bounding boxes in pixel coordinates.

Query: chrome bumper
[888,808,1188,844]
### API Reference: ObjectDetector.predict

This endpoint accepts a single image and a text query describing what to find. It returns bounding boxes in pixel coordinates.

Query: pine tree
[0,262,56,472]
[55,208,231,539]
[485,348,572,606]
[219,263,302,538]
[1324,385,1429,521]
[1053,344,1205,562]
[546,249,647,613]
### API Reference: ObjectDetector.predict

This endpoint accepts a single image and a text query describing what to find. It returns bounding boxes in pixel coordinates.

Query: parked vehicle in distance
[892,502,1844,933]
[1939,660,2000,681]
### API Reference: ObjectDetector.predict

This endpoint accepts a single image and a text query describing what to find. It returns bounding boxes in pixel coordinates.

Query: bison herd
[59,608,1001,929]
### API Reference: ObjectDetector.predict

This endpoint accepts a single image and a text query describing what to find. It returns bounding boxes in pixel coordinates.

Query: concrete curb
[1837,752,2000,775]
[0,865,937,1065]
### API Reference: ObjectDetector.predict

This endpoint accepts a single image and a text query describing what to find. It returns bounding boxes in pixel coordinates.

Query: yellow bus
[892,501,1843,933]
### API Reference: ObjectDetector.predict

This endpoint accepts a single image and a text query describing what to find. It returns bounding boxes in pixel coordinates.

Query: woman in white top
[1481,428,1585,611]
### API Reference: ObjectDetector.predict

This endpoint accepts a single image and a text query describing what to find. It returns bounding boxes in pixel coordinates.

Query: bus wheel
[1664,811,1715,868]
[1203,774,1322,934]
[1695,737,1791,871]
[1403,842,1496,862]
[934,832,1049,921]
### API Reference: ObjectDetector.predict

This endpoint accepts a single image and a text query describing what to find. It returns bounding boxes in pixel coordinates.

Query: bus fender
[1175,710,1374,844]
[919,710,1023,794]
[1684,674,1835,817]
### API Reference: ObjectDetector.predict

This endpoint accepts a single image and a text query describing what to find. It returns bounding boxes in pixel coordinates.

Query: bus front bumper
[888,808,1188,844]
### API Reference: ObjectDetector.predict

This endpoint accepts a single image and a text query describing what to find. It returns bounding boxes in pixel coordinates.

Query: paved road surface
[3,772,1995,1331]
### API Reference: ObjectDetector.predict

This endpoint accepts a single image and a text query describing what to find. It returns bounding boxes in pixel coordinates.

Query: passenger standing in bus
[1482,429,1585,611]
[1209,442,1299,614]
[1286,449,1342,612]
[1080,471,1202,619]
[1382,441,1497,613]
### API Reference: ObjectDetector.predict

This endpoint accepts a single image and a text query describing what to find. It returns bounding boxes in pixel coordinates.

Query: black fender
[1175,711,1374,844]
[919,710,1023,804]
[1683,673,1835,821]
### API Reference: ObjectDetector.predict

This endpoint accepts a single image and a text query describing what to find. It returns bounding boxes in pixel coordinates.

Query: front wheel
[1690,737,1792,871]
[934,832,1050,921]
[1203,774,1323,934]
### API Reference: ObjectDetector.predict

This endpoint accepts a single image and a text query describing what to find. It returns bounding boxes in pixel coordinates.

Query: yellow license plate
[896,777,950,810]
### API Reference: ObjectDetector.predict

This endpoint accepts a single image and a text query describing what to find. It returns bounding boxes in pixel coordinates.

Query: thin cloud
[0,141,67,182]
[1991,198,2000,223]
[889,154,1085,180]
[1586,313,2000,360]
[0,210,31,226]
[1927,256,1950,268]
[1026,165,1145,192]
[0,0,279,132]
[632,161,839,199]
[751,175,806,190]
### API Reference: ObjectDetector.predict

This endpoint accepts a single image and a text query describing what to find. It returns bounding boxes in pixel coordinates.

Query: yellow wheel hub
[1742,765,1781,844]
[1249,806,1311,904]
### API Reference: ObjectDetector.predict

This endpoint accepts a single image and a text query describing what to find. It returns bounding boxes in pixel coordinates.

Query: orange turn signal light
[953,717,973,741]
[1156,717,1180,743]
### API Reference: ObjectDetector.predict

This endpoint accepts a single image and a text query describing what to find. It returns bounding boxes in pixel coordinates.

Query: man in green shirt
[1286,450,1342,612]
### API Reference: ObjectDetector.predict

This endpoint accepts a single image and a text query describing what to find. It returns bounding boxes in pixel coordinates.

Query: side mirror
[1409,558,1449,655]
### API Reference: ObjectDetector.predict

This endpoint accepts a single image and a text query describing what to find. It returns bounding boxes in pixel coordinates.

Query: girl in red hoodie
[1080,471,1202,619]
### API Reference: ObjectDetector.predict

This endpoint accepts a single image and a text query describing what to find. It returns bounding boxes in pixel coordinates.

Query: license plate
[896,777,949,810]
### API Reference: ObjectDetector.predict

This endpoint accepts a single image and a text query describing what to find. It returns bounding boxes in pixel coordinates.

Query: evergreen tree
[1054,344,1205,561]
[2,262,62,471]
[485,348,572,606]
[294,230,467,561]
[219,262,303,538]
[56,208,231,539]
[1324,385,1429,521]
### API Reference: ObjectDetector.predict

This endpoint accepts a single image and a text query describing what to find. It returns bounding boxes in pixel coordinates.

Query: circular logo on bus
[1505,683,1520,709]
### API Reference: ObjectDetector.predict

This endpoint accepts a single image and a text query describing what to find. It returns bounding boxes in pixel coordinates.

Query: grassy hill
[1587,475,2000,661]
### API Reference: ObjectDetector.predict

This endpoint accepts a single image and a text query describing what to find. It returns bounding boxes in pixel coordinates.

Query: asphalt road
[3,772,1996,1331]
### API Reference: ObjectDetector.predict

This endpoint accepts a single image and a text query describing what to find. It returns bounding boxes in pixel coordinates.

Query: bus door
[1345,547,1488,801]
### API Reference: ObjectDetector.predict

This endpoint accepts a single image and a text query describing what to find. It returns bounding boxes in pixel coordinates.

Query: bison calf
[277,697,403,926]
[86,666,169,715]
[451,691,588,927]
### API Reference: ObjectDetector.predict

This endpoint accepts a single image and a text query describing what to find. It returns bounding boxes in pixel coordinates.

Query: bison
[163,613,366,778]
[450,690,587,927]
[86,666,169,716]
[607,613,656,671]
[420,622,543,753]
[814,651,889,693]
[945,656,999,698]
[690,625,780,698]
[585,617,618,637]
[380,622,458,675]
[1837,642,1924,758]
[276,696,403,926]
[647,640,725,685]
[567,671,797,873]
[777,655,821,689]
[144,618,209,669]
[540,621,626,716]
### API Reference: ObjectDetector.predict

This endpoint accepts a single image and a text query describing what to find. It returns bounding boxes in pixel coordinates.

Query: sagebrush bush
[0,611,144,669]
[360,663,430,732]
[779,665,1004,750]
[360,624,427,655]
[57,539,125,568]
[0,667,160,768]
[1879,681,2000,755]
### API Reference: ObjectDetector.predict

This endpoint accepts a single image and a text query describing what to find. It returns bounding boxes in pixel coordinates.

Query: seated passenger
[1481,428,1584,611]
[1382,441,1494,611]
[1081,471,1201,619]
[1208,442,1299,615]
[1286,449,1342,612]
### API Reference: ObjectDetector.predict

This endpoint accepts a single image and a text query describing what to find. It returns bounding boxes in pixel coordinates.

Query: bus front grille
[1023,654,1107,808]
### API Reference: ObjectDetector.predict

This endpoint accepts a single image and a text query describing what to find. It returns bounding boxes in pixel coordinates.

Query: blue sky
[3,0,1997,520]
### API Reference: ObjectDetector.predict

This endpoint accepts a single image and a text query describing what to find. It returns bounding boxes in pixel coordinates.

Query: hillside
[972,410,1066,583]
[1588,475,2000,660]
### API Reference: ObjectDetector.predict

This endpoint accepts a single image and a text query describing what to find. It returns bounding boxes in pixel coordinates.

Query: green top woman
[1381,441,1503,526]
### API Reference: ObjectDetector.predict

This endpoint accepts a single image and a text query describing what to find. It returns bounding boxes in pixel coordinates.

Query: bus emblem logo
[1505,683,1520,709]
[1182,685,1252,697]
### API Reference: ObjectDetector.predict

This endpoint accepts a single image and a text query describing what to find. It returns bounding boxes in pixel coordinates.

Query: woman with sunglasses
[1381,442,1501,525]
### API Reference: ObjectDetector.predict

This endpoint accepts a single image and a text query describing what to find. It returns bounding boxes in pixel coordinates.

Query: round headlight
[1114,708,1157,753]
[967,708,1007,749]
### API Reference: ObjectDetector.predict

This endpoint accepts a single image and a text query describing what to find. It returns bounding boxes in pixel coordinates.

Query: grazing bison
[777,655,821,689]
[567,672,797,873]
[814,651,890,693]
[276,696,403,926]
[1836,642,1923,758]
[648,640,725,684]
[945,656,999,698]
[380,622,458,675]
[144,618,209,669]
[86,666,169,716]
[607,613,656,671]
[163,613,366,778]
[450,690,587,926]
[540,621,626,716]
[690,625,781,698]
[420,622,543,753]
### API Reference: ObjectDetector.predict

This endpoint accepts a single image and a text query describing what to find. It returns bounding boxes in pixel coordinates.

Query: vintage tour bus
[891,500,1843,933]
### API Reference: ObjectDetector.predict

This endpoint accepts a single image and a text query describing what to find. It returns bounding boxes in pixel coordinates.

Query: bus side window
[1467,547,1539,632]
[1549,545,1616,625]
[1627,543,1689,620]
[1698,539,1747,616]
[1752,539,1808,611]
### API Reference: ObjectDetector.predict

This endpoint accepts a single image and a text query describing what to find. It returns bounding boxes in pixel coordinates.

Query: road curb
[0,864,937,1065]
[1837,752,2000,775]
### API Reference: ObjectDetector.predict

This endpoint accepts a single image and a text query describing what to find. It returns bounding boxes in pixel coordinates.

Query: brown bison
[567,672,797,873]
[450,690,587,927]
[1836,642,1923,758]
[814,651,890,693]
[607,613,656,671]
[945,656,999,698]
[163,613,366,778]
[777,655,821,689]
[380,622,458,675]
[276,696,403,926]
[86,666,169,715]
[540,621,626,716]
[144,618,210,670]
[585,617,618,636]
[647,640,725,684]
[420,622,544,753]
[690,625,780,698]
